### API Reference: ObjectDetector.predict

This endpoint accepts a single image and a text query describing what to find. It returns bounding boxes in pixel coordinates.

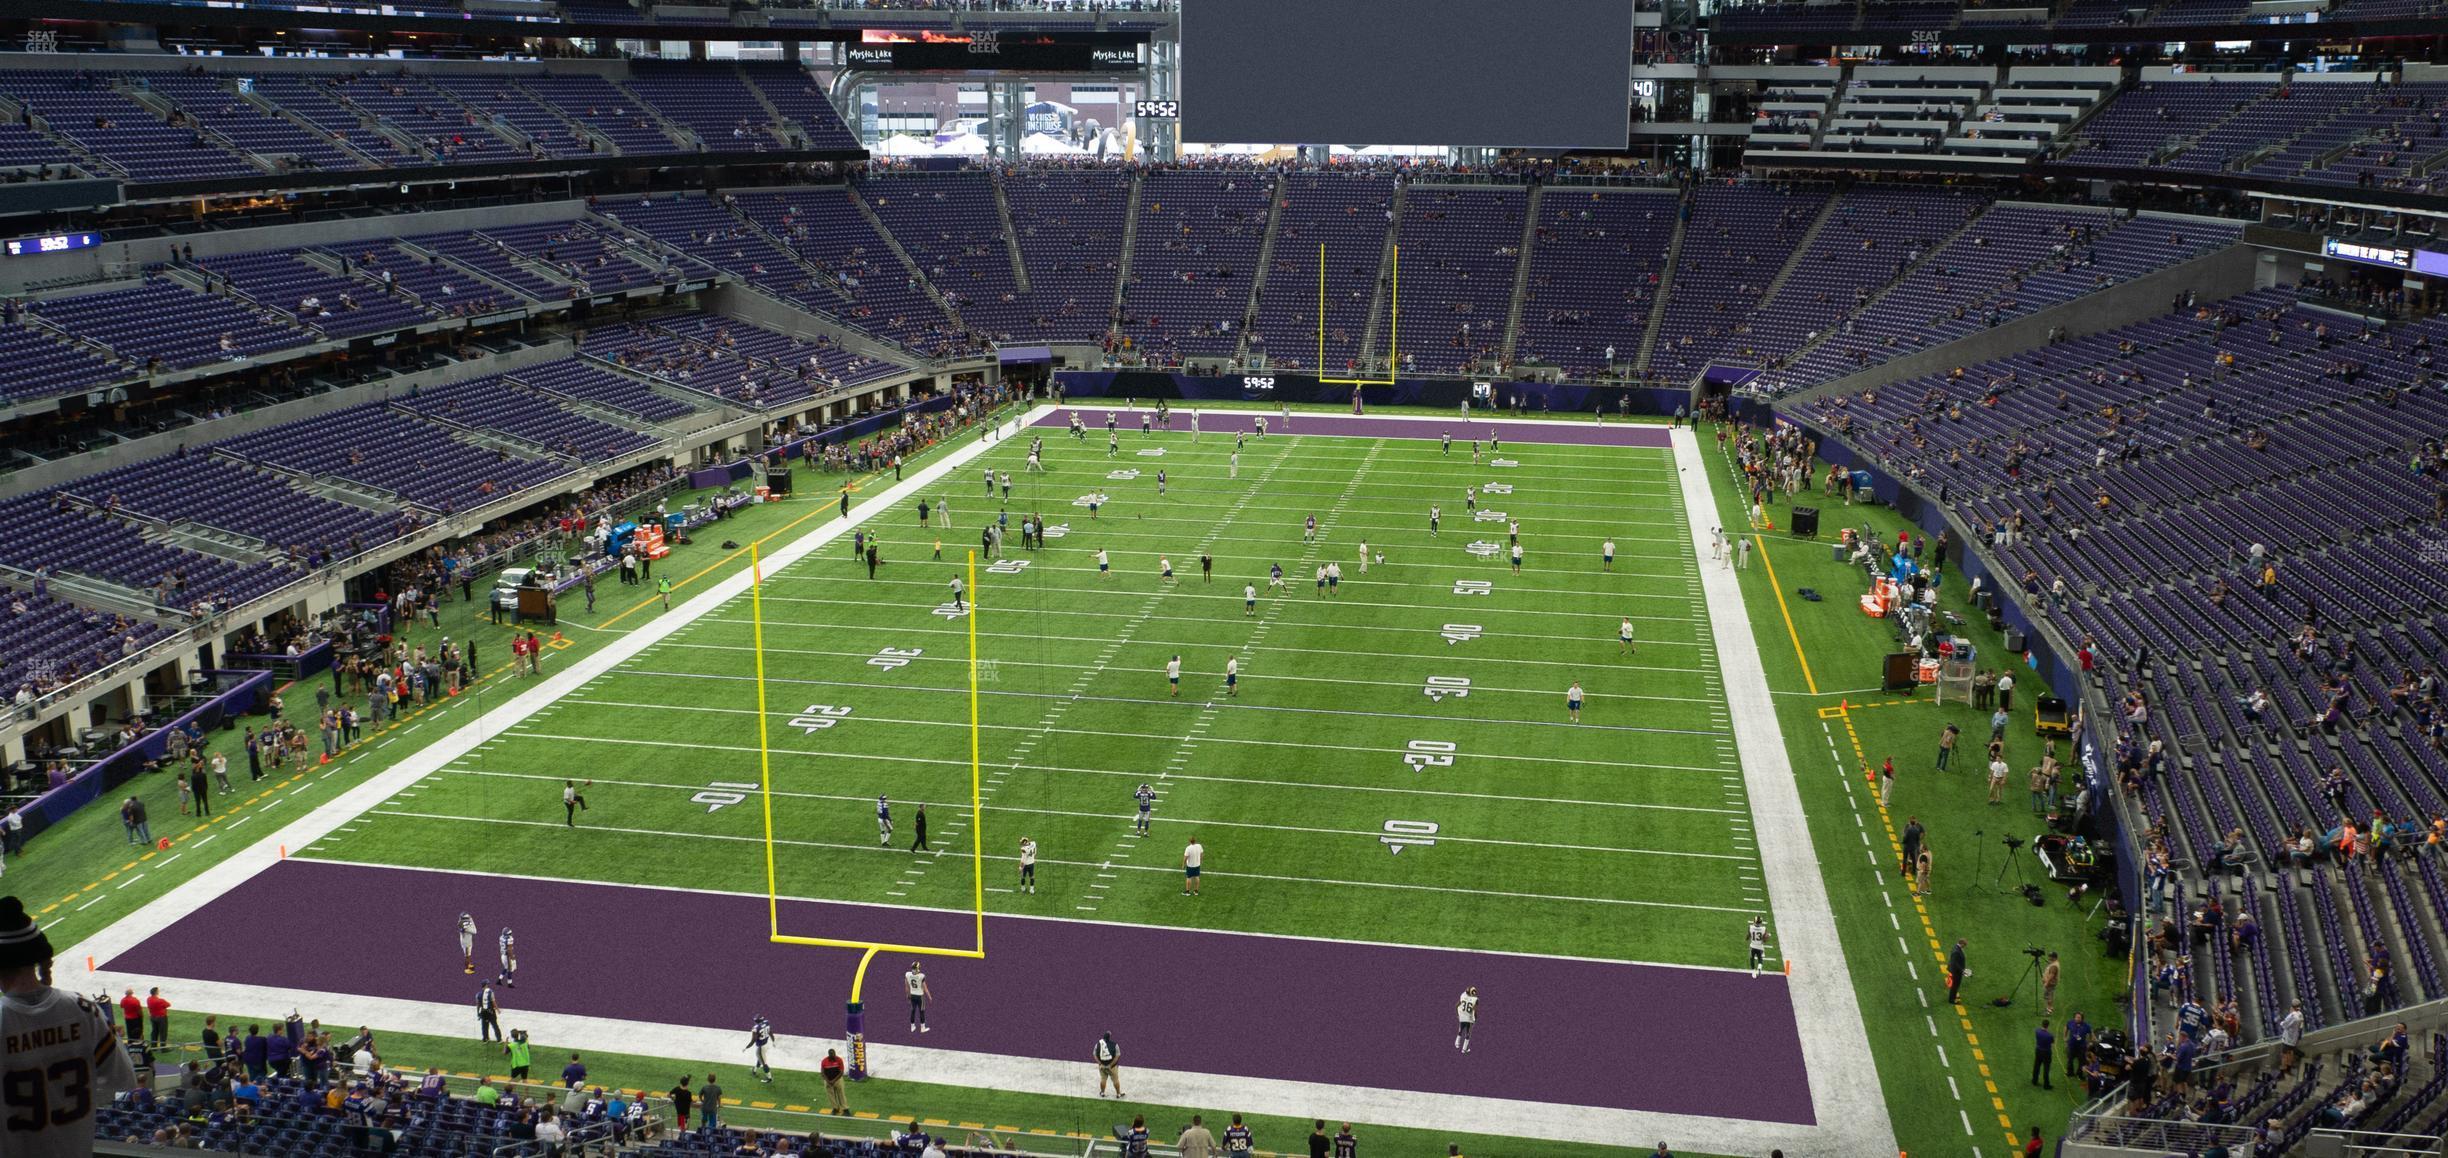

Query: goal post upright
[751,543,988,1079]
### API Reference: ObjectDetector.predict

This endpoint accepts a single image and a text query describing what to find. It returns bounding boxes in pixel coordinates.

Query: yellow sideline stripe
[1750,533,1819,696]
[1833,704,2024,1151]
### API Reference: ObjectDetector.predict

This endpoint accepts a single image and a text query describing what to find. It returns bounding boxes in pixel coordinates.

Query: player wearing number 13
[0,895,138,1158]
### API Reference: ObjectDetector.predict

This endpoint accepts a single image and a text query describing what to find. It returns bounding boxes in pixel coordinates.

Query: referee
[476,984,501,1042]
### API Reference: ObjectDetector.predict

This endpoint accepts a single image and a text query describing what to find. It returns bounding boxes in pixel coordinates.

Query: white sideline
[63,406,1051,969]
[62,408,1883,1153]
[1668,424,1899,1155]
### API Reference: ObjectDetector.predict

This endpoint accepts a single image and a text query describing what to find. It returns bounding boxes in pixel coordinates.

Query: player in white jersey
[458,913,479,974]
[1465,486,1476,513]
[745,1016,775,1082]
[1190,410,1200,441]
[1619,617,1637,657]
[1454,987,1479,1053]
[1165,655,1182,698]
[1017,838,1037,894]
[1224,657,1239,697]
[1,898,137,1158]
[1357,541,1370,573]
[1229,450,1240,479]
[497,928,518,987]
[1748,916,1770,976]
[1602,538,1616,572]
[905,963,931,1032]
[1160,556,1174,582]
[1243,584,1257,616]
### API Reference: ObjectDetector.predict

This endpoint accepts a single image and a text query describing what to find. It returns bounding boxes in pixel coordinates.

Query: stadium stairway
[1107,168,1145,340]
[990,172,1034,298]
[846,183,970,334]
[1355,178,1407,374]
[114,80,275,176]
[1496,183,1543,368]
[1230,172,1288,368]
[1756,193,1844,304]
[1632,196,1687,374]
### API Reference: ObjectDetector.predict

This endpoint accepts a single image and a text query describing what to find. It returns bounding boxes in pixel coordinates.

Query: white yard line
[1670,425,1898,1155]
[60,405,1051,973]
[653,640,1718,707]
[61,409,1838,1152]
[608,670,1728,739]
[557,697,1735,779]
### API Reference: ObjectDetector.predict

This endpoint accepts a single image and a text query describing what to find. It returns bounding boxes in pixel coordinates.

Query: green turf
[18,404,2149,1157]
[312,425,1767,967]
[1696,429,2126,1158]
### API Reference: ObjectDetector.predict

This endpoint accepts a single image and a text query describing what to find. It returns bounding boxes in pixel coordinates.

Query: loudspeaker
[1790,506,1820,538]
[764,468,794,496]
[2004,628,2028,653]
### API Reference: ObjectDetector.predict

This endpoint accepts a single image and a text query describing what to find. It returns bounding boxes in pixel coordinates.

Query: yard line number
[1439,623,1483,645]
[868,647,924,670]
[1423,675,1471,702]
[791,704,854,734]
[692,780,760,813]
[1452,579,1494,596]
[1381,819,1440,855]
[1402,740,1456,770]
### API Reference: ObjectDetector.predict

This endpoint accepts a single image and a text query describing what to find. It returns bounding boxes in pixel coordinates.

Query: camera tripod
[1995,835,2031,888]
[1990,947,2050,1008]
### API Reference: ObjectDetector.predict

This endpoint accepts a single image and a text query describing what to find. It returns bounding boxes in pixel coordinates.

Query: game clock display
[5,231,99,257]
[1134,99,1180,120]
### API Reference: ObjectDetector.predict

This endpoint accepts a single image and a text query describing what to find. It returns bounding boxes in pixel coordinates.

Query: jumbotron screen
[1182,0,1633,149]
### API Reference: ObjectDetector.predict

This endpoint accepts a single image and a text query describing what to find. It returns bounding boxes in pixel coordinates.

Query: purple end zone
[108,861,1812,1124]
[1028,409,1673,449]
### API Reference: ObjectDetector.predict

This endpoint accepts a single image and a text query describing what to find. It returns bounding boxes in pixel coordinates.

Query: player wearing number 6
[1567,681,1584,724]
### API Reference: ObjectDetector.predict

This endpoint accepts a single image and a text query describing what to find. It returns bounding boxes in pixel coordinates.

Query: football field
[85,406,1889,1151]
[317,411,1763,965]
